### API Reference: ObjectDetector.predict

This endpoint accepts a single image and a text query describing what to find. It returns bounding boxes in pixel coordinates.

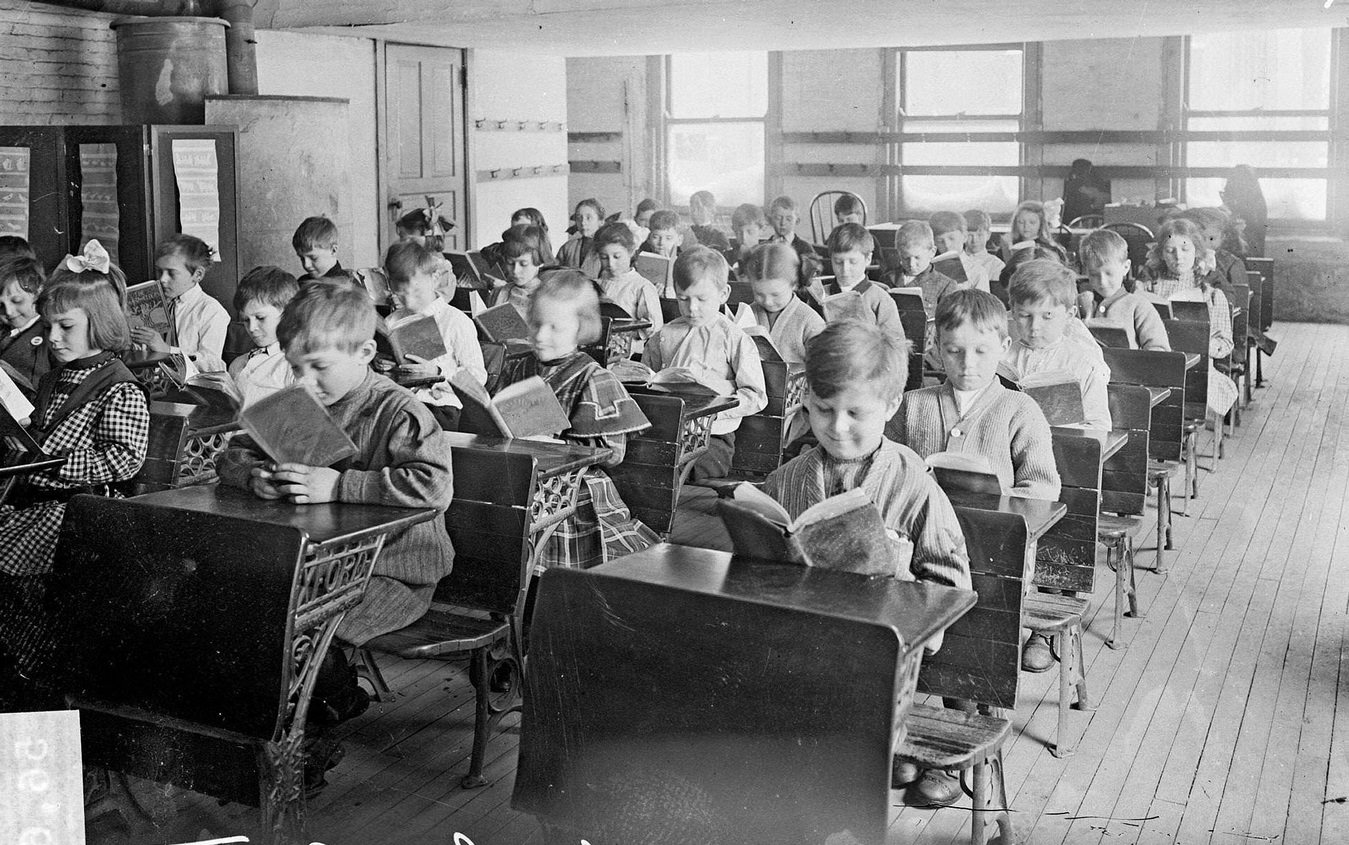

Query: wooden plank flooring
[86,322,1349,845]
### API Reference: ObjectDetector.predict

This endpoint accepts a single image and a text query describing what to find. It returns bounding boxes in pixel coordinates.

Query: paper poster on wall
[78,143,121,266]
[171,138,221,261]
[0,147,31,240]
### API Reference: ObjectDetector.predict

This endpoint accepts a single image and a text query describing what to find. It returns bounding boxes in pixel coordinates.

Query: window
[665,52,767,207]
[1184,29,1332,221]
[896,47,1024,216]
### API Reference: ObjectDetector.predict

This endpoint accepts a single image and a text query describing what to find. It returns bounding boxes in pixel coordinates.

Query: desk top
[132,484,439,546]
[1052,426,1129,461]
[945,490,1067,542]
[1147,386,1173,407]
[589,542,976,656]
[122,349,173,371]
[440,431,610,477]
[627,383,740,419]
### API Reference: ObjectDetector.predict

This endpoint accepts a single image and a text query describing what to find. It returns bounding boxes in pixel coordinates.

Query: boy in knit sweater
[1078,229,1170,351]
[888,288,1061,501]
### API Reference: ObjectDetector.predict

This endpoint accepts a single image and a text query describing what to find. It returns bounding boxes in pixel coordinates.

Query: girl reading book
[0,266,150,683]
[528,268,657,570]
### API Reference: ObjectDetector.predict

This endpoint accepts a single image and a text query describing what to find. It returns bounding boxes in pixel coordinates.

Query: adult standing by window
[1221,164,1267,258]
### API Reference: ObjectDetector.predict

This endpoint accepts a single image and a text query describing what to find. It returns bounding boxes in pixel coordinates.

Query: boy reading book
[491,224,548,317]
[384,241,487,431]
[929,211,990,292]
[882,221,961,313]
[725,203,768,269]
[1003,259,1112,430]
[888,289,1061,501]
[821,223,905,344]
[229,266,300,407]
[130,234,231,374]
[217,280,455,735]
[766,195,816,265]
[1078,229,1170,351]
[963,209,1005,282]
[741,243,825,365]
[643,247,767,481]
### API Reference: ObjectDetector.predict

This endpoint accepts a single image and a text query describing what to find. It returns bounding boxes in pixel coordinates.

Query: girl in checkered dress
[0,268,150,678]
[528,269,658,571]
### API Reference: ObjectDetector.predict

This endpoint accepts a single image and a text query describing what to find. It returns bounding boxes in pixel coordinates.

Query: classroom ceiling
[252,0,1349,55]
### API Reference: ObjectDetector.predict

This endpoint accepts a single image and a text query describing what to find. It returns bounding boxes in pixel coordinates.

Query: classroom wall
[469,50,569,251]
[0,0,121,124]
[253,30,381,270]
[567,56,653,222]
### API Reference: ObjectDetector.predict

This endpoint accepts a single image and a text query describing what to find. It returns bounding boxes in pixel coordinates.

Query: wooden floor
[90,322,1349,845]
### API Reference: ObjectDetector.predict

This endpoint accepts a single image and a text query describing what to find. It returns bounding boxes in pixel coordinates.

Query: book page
[388,313,449,361]
[724,481,793,525]
[125,280,173,340]
[490,375,571,439]
[238,384,358,467]
[0,365,33,424]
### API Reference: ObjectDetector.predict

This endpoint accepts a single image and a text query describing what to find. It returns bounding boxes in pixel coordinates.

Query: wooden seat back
[432,448,536,615]
[726,281,754,310]
[610,392,686,534]
[728,359,791,481]
[891,292,928,392]
[1104,384,1152,516]
[1163,317,1210,416]
[917,507,1027,711]
[1103,347,1187,462]
[1228,283,1251,365]
[1038,433,1103,594]
[480,340,508,393]
[1245,256,1275,332]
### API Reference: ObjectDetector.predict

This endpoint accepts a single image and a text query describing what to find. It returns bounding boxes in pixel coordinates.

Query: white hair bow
[63,239,111,274]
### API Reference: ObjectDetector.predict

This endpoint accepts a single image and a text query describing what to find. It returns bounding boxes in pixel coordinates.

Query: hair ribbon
[62,239,111,274]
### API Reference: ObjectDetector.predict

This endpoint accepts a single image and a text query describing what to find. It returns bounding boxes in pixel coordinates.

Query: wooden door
[383,44,468,251]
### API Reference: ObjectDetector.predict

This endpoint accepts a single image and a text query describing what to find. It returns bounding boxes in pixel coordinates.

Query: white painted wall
[253,30,381,270]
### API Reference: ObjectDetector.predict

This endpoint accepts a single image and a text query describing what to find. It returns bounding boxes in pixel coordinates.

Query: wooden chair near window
[807,190,866,244]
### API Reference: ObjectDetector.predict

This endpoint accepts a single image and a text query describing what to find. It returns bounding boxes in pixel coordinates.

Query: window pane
[1188,115,1328,132]
[902,141,1019,167]
[904,51,1022,116]
[669,52,767,118]
[1186,176,1326,221]
[1189,29,1330,112]
[1187,141,1327,170]
[668,122,764,206]
[902,176,1019,216]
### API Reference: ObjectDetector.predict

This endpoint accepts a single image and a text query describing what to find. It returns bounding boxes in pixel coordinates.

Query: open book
[821,289,870,324]
[932,251,969,284]
[237,384,359,467]
[180,371,243,428]
[925,451,1001,495]
[378,313,449,363]
[450,372,571,439]
[446,251,503,291]
[473,301,531,343]
[997,366,1085,426]
[716,484,907,576]
[888,286,927,315]
[0,363,34,425]
[608,361,720,397]
[125,280,174,342]
[634,251,673,291]
[0,398,42,458]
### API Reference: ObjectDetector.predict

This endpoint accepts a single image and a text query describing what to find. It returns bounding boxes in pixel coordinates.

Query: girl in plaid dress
[529,269,658,571]
[0,269,149,679]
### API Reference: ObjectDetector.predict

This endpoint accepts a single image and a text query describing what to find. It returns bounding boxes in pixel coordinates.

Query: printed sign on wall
[172,138,222,261]
[79,143,121,266]
[0,147,31,240]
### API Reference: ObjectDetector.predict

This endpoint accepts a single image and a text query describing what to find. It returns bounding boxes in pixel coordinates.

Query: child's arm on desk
[333,405,453,510]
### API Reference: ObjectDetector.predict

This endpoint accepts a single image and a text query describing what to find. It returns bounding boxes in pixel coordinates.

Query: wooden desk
[513,543,975,845]
[604,317,651,364]
[944,490,1067,543]
[1053,426,1129,461]
[1147,386,1172,408]
[1184,352,1201,371]
[122,348,173,370]
[391,372,446,390]
[123,349,179,397]
[627,384,738,467]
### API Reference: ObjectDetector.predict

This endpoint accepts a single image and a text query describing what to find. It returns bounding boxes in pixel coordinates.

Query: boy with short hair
[642,209,683,260]
[962,209,1005,282]
[929,211,990,293]
[229,265,300,406]
[1078,230,1170,351]
[883,221,961,312]
[688,190,730,252]
[888,289,1061,500]
[726,203,768,268]
[767,196,816,264]
[823,223,906,345]
[292,216,347,282]
[218,280,455,724]
[643,247,767,481]
[833,194,865,226]
[764,319,970,588]
[1004,259,1113,430]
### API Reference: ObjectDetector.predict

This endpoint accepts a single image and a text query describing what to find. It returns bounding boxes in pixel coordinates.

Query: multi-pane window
[665,52,767,206]
[1184,29,1332,221]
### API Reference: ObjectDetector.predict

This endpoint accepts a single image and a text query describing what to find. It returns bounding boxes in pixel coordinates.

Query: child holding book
[929,211,990,292]
[0,255,52,393]
[882,221,961,312]
[593,220,663,353]
[766,195,815,264]
[384,241,487,431]
[643,247,767,481]
[642,210,683,267]
[527,269,658,569]
[1002,259,1112,430]
[491,224,548,317]
[131,234,230,373]
[999,200,1069,265]
[725,203,768,269]
[229,266,300,407]
[741,242,825,365]
[822,223,906,344]
[888,289,1061,500]
[0,270,149,679]
[1078,229,1170,351]
[218,280,455,726]
[557,198,604,278]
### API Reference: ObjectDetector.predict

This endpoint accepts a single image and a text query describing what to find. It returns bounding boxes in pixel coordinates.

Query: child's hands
[397,353,441,377]
[130,326,170,353]
[249,465,284,500]
[270,463,342,504]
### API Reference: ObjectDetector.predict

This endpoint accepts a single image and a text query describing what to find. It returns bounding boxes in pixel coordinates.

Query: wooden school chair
[725,358,801,483]
[128,400,238,495]
[1102,347,1188,562]
[1244,257,1276,387]
[358,448,536,788]
[1223,282,1253,418]
[901,507,1029,845]
[48,491,416,844]
[1025,431,1102,757]
[807,189,866,244]
[608,392,696,536]
[1099,384,1153,648]
[1163,316,1219,470]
